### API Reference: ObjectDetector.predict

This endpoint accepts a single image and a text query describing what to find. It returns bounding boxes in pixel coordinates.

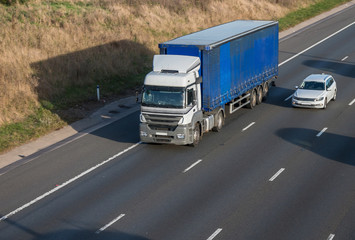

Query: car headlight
[314,96,324,101]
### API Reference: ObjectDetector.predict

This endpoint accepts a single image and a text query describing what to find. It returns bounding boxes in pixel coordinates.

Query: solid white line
[0,142,141,222]
[207,228,223,240]
[96,214,125,234]
[183,159,203,173]
[341,56,348,61]
[349,98,355,106]
[317,127,328,137]
[327,234,335,240]
[284,94,293,101]
[269,168,285,182]
[279,21,355,67]
[242,122,255,132]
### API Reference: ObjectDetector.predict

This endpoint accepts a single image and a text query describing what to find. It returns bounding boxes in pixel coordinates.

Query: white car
[292,74,337,109]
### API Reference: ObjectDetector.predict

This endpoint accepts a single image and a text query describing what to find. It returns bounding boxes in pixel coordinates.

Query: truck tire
[256,86,263,105]
[247,89,256,109]
[262,82,269,100]
[212,111,224,132]
[191,123,200,147]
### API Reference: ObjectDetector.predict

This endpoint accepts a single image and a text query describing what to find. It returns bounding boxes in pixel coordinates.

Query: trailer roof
[159,20,277,50]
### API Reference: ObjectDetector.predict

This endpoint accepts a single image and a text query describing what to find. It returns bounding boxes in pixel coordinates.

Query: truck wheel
[256,86,263,105]
[191,123,200,147]
[262,82,269,100]
[247,89,256,109]
[212,111,224,132]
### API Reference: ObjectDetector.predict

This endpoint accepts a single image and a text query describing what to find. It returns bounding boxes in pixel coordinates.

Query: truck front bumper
[140,123,193,145]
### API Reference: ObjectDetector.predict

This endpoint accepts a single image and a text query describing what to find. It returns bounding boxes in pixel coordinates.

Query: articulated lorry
[140,20,278,146]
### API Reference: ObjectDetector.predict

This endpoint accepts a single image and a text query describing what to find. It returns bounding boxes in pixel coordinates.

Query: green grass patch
[0,107,65,153]
[279,0,352,30]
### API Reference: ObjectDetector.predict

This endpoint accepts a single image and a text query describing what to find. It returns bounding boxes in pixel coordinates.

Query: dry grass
[0,0,320,125]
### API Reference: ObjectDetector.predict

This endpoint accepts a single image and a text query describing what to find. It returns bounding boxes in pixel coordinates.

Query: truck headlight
[176,134,185,139]
[140,114,146,123]
[140,131,148,137]
[178,117,184,125]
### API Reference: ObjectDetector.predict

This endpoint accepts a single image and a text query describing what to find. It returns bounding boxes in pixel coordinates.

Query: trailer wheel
[263,82,269,100]
[256,86,263,105]
[191,123,200,147]
[212,111,224,132]
[247,89,256,109]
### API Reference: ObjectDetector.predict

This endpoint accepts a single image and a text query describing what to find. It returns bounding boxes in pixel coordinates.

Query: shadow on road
[263,86,295,108]
[0,214,150,240]
[89,110,140,144]
[276,128,355,165]
[302,59,355,78]
[38,229,150,240]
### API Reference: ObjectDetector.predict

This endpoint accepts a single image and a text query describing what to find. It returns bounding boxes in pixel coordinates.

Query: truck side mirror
[136,86,143,103]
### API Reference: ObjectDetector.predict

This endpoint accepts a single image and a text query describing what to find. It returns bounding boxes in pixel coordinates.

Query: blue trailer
[140,20,279,146]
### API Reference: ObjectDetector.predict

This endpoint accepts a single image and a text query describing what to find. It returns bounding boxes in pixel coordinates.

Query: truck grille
[143,113,182,131]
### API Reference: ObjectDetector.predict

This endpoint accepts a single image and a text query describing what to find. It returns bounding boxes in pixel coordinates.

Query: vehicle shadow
[263,86,295,108]
[276,128,355,165]
[30,40,154,129]
[0,214,151,240]
[302,59,355,78]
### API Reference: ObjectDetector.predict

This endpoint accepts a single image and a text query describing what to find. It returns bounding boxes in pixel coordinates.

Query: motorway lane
[0,6,355,240]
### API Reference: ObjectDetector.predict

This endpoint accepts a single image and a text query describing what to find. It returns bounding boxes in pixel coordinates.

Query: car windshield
[300,81,325,90]
[142,86,185,108]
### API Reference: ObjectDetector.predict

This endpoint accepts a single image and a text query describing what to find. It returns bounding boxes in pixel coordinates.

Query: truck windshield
[142,86,185,108]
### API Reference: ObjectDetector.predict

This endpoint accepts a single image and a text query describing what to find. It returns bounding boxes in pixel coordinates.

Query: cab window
[187,88,196,106]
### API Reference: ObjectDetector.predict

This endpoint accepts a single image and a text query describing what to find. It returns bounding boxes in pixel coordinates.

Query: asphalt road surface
[1,6,355,240]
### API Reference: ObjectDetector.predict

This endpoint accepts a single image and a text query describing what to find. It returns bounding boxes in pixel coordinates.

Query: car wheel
[323,98,327,109]
[332,89,337,101]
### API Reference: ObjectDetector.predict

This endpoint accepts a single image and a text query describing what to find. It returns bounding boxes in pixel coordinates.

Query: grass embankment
[0,0,351,153]
[278,0,351,29]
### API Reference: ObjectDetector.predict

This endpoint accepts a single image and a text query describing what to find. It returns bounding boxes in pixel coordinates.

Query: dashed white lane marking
[278,21,355,67]
[269,168,285,182]
[242,122,256,132]
[183,159,203,173]
[96,214,125,234]
[284,94,293,101]
[207,228,223,240]
[349,98,355,106]
[0,142,141,222]
[341,56,348,61]
[316,128,328,137]
[327,233,335,240]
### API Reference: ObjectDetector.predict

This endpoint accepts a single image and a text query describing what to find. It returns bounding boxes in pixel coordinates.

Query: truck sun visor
[153,55,201,74]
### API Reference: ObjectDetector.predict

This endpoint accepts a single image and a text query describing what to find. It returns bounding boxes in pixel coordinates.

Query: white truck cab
[140,55,205,145]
